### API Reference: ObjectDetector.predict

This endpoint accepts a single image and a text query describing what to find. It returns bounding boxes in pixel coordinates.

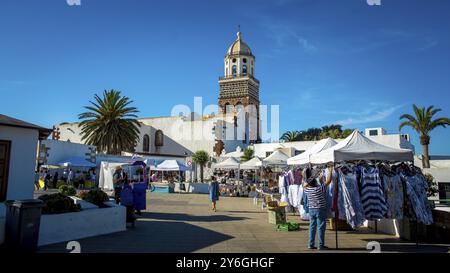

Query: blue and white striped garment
[304,180,327,209]
[360,167,387,220]
[338,169,366,229]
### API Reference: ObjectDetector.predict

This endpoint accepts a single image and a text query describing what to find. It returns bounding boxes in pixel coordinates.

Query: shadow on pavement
[141,212,248,222]
[39,220,234,253]
[226,210,266,214]
[360,238,450,253]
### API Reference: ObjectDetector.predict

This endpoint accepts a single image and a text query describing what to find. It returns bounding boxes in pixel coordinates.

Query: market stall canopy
[240,157,262,170]
[41,164,62,169]
[262,150,289,167]
[310,130,414,164]
[156,160,191,171]
[98,162,128,190]
[58,157,96,168]
[213,157,240,169]
[221,146,243,158]
[287,138,338,166]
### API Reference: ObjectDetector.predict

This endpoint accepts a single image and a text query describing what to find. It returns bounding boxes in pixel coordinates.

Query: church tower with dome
[218,31,261,143]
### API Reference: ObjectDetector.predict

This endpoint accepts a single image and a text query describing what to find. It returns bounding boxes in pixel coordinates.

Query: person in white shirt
[67,169,74,185]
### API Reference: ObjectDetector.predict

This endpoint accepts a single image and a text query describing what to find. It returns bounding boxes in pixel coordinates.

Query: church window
[243,58,247,63]
[232,65,237,76]
[242,65,247,76]
[155,130,164,147]
[143,134,150,152]
[232,58,236,63]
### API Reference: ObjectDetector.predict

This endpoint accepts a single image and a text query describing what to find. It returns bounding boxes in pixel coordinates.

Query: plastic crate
[268,207,286,225]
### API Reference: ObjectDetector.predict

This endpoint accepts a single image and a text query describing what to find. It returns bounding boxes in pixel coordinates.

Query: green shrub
[424,173,439,197]
[38,193,81,214]
[58,185,77,196]
[84,180,96,189]
[82,189,109,207]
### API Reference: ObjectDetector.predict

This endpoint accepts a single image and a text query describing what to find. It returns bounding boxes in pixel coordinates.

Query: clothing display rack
[313,160,430,250]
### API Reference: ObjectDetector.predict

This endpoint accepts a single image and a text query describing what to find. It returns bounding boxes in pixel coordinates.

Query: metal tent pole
[416,220,419,248]
[333,163,339,250]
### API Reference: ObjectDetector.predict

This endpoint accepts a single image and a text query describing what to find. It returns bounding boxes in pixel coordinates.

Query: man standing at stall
[304,165,333,250]
[113,166,125,204]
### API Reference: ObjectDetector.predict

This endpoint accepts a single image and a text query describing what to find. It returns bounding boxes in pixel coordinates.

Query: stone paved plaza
[39,192,450,253]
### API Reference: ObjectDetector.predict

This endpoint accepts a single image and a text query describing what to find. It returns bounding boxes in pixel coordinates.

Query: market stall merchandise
[154,160,190,188]
[303,130,433,249]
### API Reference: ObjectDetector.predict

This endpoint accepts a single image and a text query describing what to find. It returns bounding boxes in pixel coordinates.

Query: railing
[219,75,259,83]
[430,199,450,208]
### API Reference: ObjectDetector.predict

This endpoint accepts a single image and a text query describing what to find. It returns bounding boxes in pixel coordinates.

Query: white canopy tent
[213,157,240,169]
[287,138,338,166]
[240,157,262,170]
[156,160,191,171]
[58,157,96,168]
[310,130,414,164]
[262,150,289,167]
[221,146,244,158]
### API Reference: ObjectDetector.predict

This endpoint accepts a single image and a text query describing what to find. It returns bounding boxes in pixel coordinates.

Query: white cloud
[334,104,405,126]
[260,20,317,53]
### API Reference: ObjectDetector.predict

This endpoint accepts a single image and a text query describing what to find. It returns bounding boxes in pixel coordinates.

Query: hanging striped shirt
[304,180,327,209]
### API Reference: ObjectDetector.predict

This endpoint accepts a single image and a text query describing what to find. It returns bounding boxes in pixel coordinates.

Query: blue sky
[1,0,450,154]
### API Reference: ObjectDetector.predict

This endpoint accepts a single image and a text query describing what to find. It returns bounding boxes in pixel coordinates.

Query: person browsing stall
[304,165,334,250]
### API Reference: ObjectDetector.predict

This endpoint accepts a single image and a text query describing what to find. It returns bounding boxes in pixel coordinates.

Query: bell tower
[218,31,261,143]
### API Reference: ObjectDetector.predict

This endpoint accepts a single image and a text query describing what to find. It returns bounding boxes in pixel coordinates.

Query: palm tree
[399,104,450,168]
[79,90,141,155]
[241,147,254,162]
[192,150,210,182]
[280,131,301,142]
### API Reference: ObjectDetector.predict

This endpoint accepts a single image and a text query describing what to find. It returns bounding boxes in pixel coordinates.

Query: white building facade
[0,114,51,245]
[54,32,261,161]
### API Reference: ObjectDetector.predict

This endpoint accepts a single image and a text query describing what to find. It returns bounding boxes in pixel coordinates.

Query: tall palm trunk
[422,144,430,168]
[420,134,431,169]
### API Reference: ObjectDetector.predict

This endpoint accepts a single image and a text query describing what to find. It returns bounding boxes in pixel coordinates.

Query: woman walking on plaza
[209,176,220,212]
[304,166,333,250]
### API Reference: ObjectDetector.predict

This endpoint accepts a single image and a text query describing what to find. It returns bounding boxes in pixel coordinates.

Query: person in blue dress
[209,176,220,212]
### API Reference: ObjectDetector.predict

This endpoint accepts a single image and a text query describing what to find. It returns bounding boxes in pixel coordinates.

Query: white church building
[55,31,261,159]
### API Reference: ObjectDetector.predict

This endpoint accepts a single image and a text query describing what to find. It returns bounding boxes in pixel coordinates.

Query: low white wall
[366,219,402,237]
[38,203,126,246]
[173,183,209,194]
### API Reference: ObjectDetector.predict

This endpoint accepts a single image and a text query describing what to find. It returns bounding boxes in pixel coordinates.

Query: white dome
[227,32,253,56]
